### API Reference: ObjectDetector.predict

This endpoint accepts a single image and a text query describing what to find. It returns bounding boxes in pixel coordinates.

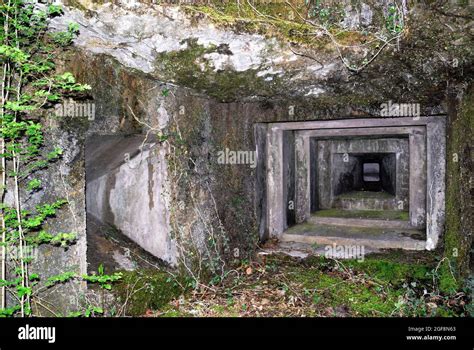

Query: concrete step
[282,222,426,250]
[309,215,413,230]
[333,191,399,210]
[259,241,381,260]
[314,208,409,221]
[334,197,399,210]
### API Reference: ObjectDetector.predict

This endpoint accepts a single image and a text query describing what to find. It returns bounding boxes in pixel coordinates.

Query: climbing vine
[0,0,120,317]
[128,101,230,289]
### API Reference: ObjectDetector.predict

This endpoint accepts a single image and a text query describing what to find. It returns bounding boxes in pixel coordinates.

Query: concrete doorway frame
[256,116,446,250]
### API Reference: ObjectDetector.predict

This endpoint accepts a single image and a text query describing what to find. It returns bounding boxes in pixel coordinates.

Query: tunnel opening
[85,134,175,273]
[363,163,380,182]
[333,152,397,201]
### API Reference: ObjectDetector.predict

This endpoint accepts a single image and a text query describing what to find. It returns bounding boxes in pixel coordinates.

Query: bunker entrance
[257,117,446,251]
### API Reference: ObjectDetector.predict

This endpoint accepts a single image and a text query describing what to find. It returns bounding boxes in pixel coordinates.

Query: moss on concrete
[440,86,473,293]
[336,190,395,200]
[154,38,283,102]
[185,2,318,45]
[344,258,431,286]
[286,257,400,316]
[184,1,374,50]
[113,269,184,316]
[297,254,459,316]
[309,273,401,316]
[314,209,409,221]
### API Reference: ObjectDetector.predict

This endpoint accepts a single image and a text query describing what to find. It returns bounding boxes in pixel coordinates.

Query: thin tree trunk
[0,137,5,310]
[0,0,11,311]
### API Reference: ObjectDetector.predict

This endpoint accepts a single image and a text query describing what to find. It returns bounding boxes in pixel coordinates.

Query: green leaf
[46,271,76,286]
[47,4,63,16]
[17,286,32,298]
[0,305,21,317]
[27,179,41,191]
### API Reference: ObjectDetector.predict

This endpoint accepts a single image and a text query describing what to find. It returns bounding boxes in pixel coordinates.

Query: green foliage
[25,230,75,247]
[47,4,63,17]
[68,306,103,318]
[386,4,403,34]
[82,264,123,290]
[0,0,96,317]
[46,271,76,287]
[51,21,80,46]
[0,305,20,317]
[306,0,343,24]
[26,178,41,191]
[0,45,29,63]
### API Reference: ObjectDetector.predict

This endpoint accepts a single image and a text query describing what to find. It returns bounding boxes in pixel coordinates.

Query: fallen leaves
[143,254,471,318]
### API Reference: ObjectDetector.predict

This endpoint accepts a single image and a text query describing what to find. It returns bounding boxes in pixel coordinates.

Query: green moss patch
[336,190,394,200]
[184,2,371,49]
[154,38,282,102]
[113,269,184,316]
[137,253,469,317]
[314,208,409,221]
[441,86,473,293]
[283,259,398,316]
[344,258,431,286]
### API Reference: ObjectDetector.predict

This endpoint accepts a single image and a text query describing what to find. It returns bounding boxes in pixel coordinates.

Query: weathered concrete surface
[425,118,447,250]
[334,194,400,211]
[21,114,89,316]
[86,136,176,265]
[254,124,268,240]
[53,3,284,74]
[282,131,296,226]
[296,126,425,224]
[259,241,381,260]
[442,86,473,287]
[310,216,413,230]
[86,215,167,273]
[282,221,426,250]
[295,134,310,224]
[49,2,335,100]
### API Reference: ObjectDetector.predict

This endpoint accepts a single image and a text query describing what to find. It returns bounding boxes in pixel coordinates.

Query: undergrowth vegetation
[115,253,470,317]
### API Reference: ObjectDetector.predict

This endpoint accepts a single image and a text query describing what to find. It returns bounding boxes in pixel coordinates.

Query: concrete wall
[381,154,397,195]
[86,144,176,265]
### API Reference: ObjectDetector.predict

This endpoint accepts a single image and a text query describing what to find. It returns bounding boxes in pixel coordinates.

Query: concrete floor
[86,215,167,274]
[281,220,426,250]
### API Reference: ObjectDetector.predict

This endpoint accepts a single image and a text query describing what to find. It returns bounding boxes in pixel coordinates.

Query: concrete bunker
[315,137,409,213]
[85,134,176,272]
[257,117,446,251]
